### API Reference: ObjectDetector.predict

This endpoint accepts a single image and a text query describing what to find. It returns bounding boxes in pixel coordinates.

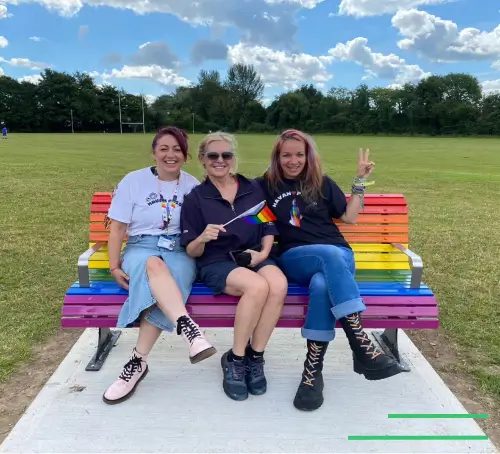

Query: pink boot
[102,348,149,405]
[176,315,217,364]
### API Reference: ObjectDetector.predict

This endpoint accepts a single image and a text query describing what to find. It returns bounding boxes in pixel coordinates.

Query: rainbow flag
[241,202,277,225]
[222,200,277,227]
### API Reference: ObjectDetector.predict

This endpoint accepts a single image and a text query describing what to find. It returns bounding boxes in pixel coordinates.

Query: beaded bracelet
[351,177,375,210]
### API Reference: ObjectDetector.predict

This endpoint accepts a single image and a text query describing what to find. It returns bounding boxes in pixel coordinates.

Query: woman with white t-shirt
[102,126,217,405]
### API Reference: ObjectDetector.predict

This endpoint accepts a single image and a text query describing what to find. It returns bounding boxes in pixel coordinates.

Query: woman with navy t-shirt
[257,129,403,412]
[102,127,216,405]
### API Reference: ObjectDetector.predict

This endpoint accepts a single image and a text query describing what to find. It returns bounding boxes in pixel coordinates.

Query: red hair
[152,126,190,160]
[264,129,324,203]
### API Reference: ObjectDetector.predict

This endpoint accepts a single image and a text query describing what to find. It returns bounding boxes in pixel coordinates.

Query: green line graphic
[349,435,489,441]
[388,414,489,419]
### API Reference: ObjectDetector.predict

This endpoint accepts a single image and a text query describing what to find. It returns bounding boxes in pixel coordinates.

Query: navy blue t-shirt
[256,175,350,255]
[180,174,278,268]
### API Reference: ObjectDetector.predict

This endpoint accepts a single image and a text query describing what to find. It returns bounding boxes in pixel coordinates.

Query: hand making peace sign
[356,148,375,179]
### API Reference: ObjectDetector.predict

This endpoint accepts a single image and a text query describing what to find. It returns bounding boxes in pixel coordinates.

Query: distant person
[257,129,403,412]
[102,126,216,405]
[2,126,7,139]
[180,132,288,402]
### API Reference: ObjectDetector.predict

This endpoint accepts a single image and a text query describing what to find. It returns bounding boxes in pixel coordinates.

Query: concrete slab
[0,328,497,453]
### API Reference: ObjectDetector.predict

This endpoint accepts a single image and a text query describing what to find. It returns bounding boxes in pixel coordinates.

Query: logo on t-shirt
[272,190,301,208]
[289,198,303,227]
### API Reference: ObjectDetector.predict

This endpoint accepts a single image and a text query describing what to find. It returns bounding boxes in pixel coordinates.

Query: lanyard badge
[157,178,180,250]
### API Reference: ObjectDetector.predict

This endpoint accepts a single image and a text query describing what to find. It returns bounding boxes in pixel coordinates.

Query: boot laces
[118,355,144,382]
[302,342,322,387]
[177,315,202,343]
[346,313,382,359]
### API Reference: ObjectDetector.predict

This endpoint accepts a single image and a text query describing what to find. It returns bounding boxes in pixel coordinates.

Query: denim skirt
[116,234,197,332]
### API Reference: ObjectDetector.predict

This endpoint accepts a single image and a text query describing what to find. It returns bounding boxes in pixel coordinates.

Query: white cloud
[29,36,43,42]
[0,67,3,76]
[392,9,500,61]
[1,0,320,47]
[0,5,11,18]
[100,65,191,87]
[227,42,333,89]
[337,0,449,16]
[492,61,500,70]
[143,94,157,105]
[482,79,500,93]
[0,57,51,70]
[328,37,431,84]
[0,36,8,47]
[264,0,324,7]
[18,74,43,84]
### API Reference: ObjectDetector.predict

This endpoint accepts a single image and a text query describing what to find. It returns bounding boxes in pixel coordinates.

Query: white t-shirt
[107,167,200,237]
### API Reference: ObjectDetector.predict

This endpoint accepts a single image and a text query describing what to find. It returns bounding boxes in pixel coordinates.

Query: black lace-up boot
[293,340,329,411]
[340,312,402,380]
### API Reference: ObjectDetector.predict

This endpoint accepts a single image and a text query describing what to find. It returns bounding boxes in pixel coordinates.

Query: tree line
[1,64,499,136]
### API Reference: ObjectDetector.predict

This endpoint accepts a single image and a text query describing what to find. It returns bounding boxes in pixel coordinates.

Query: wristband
[351,177,375,211]
[110,267,119,272]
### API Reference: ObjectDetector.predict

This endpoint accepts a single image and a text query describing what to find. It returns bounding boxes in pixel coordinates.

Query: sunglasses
[204,151,234,161]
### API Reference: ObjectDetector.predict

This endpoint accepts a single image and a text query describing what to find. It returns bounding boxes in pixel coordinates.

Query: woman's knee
[309,272,328,295]
[260,267,288,301]
[146,256,169,277]
[228,269,270,302]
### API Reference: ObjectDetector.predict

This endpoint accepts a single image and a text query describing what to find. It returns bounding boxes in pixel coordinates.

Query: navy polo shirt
[180,174,278,268]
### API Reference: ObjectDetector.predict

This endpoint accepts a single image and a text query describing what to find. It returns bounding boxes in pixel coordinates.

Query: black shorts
[198,258,277,295]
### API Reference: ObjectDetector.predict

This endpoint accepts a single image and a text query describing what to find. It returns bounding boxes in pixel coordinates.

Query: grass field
[1,132,499,403]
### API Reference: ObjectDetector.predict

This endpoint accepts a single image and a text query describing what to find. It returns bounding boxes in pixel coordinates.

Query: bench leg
[372,328,411,372]
[85,328,122,372]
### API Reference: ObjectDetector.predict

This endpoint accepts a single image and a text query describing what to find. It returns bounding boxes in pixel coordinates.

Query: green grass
[0,133,499,400]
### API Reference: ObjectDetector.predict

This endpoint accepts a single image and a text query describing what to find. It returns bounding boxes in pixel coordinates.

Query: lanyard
[158,178,180,234]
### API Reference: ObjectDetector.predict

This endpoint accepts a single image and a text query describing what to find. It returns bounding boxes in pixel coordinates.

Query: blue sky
[1,0,499,104]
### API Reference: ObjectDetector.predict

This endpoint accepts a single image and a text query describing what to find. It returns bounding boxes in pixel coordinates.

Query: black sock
[228,349,245,362]
[245,344,264,359]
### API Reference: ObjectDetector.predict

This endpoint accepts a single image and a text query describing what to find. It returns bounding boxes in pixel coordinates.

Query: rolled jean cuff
[301,327,335,342]
[332,297,366,320]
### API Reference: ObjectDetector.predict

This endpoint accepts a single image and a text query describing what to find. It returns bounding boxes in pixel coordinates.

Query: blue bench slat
[67,280,434,297]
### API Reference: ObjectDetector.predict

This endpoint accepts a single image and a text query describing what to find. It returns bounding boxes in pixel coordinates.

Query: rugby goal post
[118,93,146,134]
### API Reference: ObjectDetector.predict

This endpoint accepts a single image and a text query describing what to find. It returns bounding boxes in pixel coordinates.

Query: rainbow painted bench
[62,192,439,372]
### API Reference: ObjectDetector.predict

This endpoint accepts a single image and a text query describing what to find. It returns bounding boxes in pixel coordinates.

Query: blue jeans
[279,244,366,342]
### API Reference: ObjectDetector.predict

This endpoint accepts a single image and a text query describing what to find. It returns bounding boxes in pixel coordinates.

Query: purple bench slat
[63,294,438,307]
[61,303,438,318]
[61,317,439,330]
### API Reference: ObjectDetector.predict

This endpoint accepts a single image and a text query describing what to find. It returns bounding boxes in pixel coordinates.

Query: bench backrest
[87,192,410,274]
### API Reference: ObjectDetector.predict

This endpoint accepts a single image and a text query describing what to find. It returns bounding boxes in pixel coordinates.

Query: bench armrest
[391,243,423,289]
[78,242,106,287]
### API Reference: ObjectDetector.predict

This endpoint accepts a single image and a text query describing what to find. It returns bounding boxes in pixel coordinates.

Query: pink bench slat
[61,317,439,330]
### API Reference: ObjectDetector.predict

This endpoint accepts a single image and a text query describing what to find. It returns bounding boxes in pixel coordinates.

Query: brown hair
[264,129,324,203]
[152,126,190,160]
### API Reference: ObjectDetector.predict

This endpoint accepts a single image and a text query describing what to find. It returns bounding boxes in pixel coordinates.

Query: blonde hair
[264,129,324,203]
[198,131,239,176]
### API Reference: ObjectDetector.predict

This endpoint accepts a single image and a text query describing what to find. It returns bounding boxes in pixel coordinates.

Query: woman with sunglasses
[180,132,288,402]
[257,129,403,412]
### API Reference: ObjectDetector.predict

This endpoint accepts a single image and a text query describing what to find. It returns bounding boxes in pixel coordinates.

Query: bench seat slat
[62,304,438,318]
[61,317,439,330]
[63,294,438,307]
[66,284,433,297]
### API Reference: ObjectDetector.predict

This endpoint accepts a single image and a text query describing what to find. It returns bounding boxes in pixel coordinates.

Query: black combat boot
[340,312,402,380]
[293,340,329,411]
